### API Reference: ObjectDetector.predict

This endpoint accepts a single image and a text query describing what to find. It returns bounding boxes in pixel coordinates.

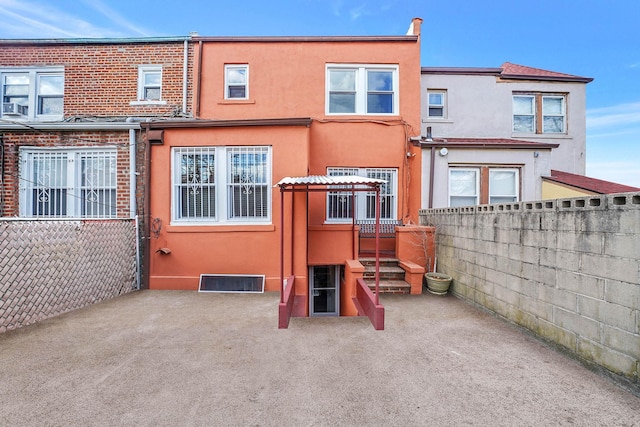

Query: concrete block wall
[0,219,137,333]
[420,192,640,388]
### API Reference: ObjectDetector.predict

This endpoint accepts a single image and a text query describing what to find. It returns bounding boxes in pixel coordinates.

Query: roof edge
[421,67,503,76]
[193,35,419,43]
[0,36,191,45]
[500,73,594,83]
[420,139,559,149]
[142,117,313,130]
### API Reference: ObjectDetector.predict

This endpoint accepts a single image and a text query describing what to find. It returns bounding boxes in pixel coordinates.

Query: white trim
[325,64,399,116]
[224,64,249,100]
[136,65,162,102]
[171,146,272,225]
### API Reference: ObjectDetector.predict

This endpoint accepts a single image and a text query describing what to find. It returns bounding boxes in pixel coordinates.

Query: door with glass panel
[309,265,340,316]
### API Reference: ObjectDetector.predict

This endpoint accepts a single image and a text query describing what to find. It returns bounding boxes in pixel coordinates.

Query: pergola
[275,175,387,330]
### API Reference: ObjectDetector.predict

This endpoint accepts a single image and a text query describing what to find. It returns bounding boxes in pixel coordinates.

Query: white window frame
[427,89,446,118]
[449,168,479,207]
[489,168,519,204]
[133,65,166,104]
[449,167,520,206]
[542,96,566,133]
[326,167,397,223]
[326,64,399,116]
[513,93,567,134]
[171,146,271,225]
[19,147,117,218]
[224,64,249,100]
[1,67,64,121]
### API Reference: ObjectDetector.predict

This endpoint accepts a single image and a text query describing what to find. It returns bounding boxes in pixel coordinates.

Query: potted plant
[409,217,452,295]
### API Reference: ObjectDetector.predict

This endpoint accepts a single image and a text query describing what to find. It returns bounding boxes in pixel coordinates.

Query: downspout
[427,127,435,209]
[429,147,435,209]
[143,126,151,289]
[126,118,141,289]
[195,40,203,118]
[182,39,188,115]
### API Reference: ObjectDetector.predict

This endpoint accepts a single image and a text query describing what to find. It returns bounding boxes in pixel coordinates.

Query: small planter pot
[425,272,452,295]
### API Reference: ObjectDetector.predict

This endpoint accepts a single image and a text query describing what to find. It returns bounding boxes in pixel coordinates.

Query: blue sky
[1,0,639,187]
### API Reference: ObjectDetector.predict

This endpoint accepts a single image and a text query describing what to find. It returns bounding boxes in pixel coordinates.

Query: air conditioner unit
[2,102,27,116]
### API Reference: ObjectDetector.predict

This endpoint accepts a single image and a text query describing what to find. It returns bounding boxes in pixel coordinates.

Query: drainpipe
[182,39,188,115]
[195,41,203,118]
[426,127,435,209]
[143,124,151,289]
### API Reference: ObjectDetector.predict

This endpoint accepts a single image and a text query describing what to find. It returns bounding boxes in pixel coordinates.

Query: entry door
[309,266,340,316]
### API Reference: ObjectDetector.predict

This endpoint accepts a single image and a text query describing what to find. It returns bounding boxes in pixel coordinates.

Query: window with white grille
[172,146,271,224]
[326,64,399,115]
[326,167,397,222]
[19,148,117,218]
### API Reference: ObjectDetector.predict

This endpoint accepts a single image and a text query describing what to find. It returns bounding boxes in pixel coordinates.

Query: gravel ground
[1,290,639,426]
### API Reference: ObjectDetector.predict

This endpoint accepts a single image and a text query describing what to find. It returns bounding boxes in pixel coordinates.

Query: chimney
[407,17,423,36]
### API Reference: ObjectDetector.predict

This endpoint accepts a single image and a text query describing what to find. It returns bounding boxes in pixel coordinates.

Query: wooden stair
[359,257,411,295]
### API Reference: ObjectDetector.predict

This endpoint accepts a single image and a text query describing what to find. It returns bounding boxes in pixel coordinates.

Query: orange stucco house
[142,19,430,324]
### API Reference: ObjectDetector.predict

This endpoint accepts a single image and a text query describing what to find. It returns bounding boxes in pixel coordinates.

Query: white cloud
[81,0,151,37]
[0,0,149,38]
[586,101,640,129]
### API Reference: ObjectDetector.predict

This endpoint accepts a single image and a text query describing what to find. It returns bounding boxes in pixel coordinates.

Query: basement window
[198,274,265,293]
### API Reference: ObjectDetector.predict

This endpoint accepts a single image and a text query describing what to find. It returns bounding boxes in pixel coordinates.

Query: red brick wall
[0,41,193,117]
[1,131,135,218]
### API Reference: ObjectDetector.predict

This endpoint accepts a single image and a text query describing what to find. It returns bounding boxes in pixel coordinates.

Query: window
[326,167,397,222]
[1,68,64,120]
[172,146,271,224]
[513,93,566,134]
[225,65,248,99]
[326,65,399,115]
[449,169,479,207]
[19,148,117,218]
[427,90,446,118]
[449,167,519,207]
[137,65,162,102]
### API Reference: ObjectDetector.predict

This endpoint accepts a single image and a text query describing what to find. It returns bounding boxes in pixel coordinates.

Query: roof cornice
[141,117,313,130]
[193,35,419,43]
[0,37,191,46]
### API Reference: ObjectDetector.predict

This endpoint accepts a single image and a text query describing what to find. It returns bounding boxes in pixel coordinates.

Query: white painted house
[420,62,593,208]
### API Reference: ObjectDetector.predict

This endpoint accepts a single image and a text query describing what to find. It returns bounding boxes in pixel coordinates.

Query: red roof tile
[500,62,593,83]
[544,170,640,194]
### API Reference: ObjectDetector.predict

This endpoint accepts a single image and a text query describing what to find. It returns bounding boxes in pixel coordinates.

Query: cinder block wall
[0,220,137,332]
[420,192,640,388]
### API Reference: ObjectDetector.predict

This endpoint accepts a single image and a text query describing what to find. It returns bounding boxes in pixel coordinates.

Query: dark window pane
[367,93,393,113]
[228,85,246,99]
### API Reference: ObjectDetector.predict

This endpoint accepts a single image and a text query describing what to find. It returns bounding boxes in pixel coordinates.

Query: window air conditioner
[2,102,27,116]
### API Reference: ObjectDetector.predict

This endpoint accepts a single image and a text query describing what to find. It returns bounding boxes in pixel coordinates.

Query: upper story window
[1,68,64,121]
[513,93,566,134]
[225,65,249,100]
[19,148,117,218]
[427,90,446,118]
[172,146,271,224]
[326,64,399,115]
[137,65,163,102]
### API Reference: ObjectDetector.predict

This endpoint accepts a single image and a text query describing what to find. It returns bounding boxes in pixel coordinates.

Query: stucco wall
[0,219,137,332]
[421,73,587,175]
[420,192,640,389]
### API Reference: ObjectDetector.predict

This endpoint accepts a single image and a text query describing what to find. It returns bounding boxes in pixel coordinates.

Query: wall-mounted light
[439,147,448,156]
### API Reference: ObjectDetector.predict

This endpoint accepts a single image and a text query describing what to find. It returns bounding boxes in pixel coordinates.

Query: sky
[1,0,639,187]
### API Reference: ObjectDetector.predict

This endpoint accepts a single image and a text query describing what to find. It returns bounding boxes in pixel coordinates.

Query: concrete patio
[1,290,638,426]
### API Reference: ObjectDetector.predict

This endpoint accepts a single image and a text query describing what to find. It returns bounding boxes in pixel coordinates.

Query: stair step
[365,279,411,295]
[363,265,405,281]
[359,257,399,267]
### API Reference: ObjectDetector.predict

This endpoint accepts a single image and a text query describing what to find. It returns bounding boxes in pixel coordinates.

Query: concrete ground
[1,291,638,427]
